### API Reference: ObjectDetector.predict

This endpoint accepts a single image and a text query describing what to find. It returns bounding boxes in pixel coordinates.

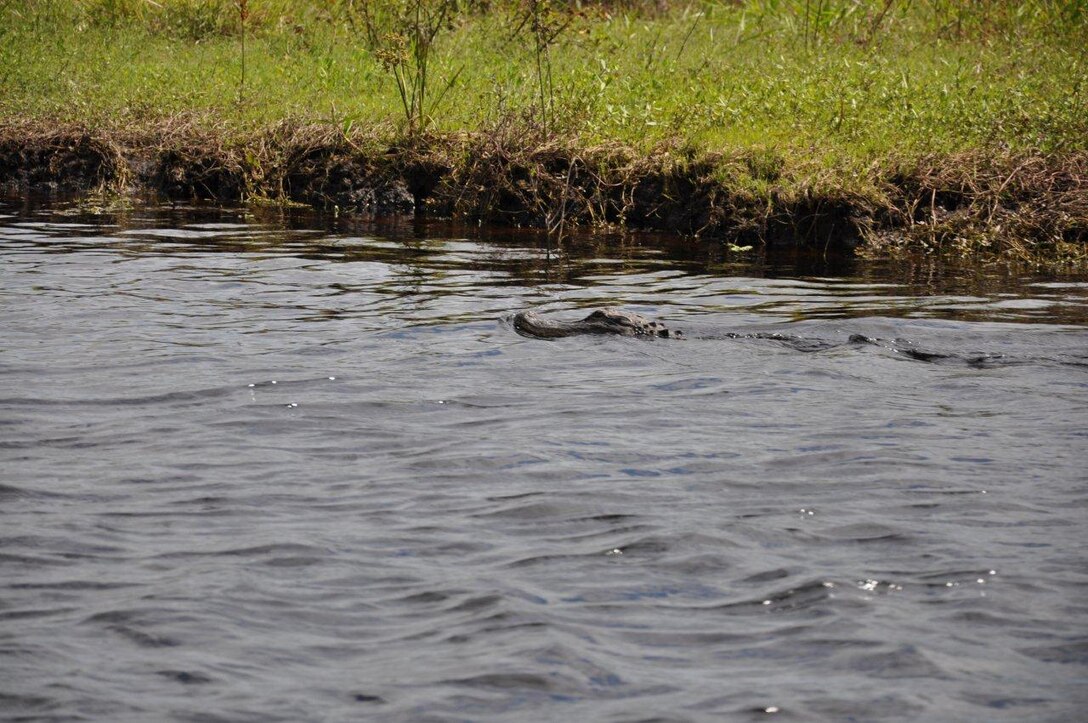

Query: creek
[2,199,1086,721]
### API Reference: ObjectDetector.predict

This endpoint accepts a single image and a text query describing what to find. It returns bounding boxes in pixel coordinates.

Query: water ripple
[2,201,1086,721]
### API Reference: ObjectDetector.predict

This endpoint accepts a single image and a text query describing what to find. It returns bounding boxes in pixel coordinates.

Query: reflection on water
[2,199,1087,722]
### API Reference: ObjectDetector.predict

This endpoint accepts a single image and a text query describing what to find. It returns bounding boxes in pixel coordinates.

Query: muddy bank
[1,119,1084,265]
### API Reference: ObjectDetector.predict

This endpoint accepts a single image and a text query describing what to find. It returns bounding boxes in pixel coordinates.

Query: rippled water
[2,200,1087,722]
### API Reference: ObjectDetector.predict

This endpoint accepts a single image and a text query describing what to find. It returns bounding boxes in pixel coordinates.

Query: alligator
[514,308,931,348]
[513,308,681,339]
[511,308,1009,367]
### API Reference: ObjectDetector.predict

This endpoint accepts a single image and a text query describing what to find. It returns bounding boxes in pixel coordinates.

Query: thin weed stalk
[359,0,461,133]
[237,0,249,103]
[515,1,574,134]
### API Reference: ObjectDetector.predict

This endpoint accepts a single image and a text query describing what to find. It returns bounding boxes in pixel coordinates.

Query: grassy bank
[1,1,1086,265]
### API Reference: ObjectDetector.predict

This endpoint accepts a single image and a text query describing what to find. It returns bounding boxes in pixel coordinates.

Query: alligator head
[513,308,680,339]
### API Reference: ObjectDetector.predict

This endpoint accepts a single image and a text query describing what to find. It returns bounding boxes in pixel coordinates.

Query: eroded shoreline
[2,119,1084,267]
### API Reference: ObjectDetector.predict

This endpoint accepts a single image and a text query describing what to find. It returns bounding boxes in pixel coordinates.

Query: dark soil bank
[1,119,1085,264]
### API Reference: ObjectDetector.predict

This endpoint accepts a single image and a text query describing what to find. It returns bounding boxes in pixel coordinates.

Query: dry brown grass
[0,119,128,192]
[868,151,1088,266]
[1,117,1084,269]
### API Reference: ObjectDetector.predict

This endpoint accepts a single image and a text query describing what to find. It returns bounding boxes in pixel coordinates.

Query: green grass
[2,0,1085,162]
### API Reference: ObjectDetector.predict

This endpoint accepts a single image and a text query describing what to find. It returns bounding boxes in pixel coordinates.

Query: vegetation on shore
[1,1,1086,266]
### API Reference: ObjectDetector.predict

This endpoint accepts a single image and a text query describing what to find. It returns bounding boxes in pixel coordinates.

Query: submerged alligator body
[510,308,1014,368]
[513,308,680,339]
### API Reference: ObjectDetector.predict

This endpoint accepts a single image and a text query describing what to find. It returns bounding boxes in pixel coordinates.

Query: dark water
[2,201,1087,722]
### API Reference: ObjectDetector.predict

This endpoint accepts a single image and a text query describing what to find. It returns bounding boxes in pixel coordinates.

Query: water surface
[2,201,1087,722]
